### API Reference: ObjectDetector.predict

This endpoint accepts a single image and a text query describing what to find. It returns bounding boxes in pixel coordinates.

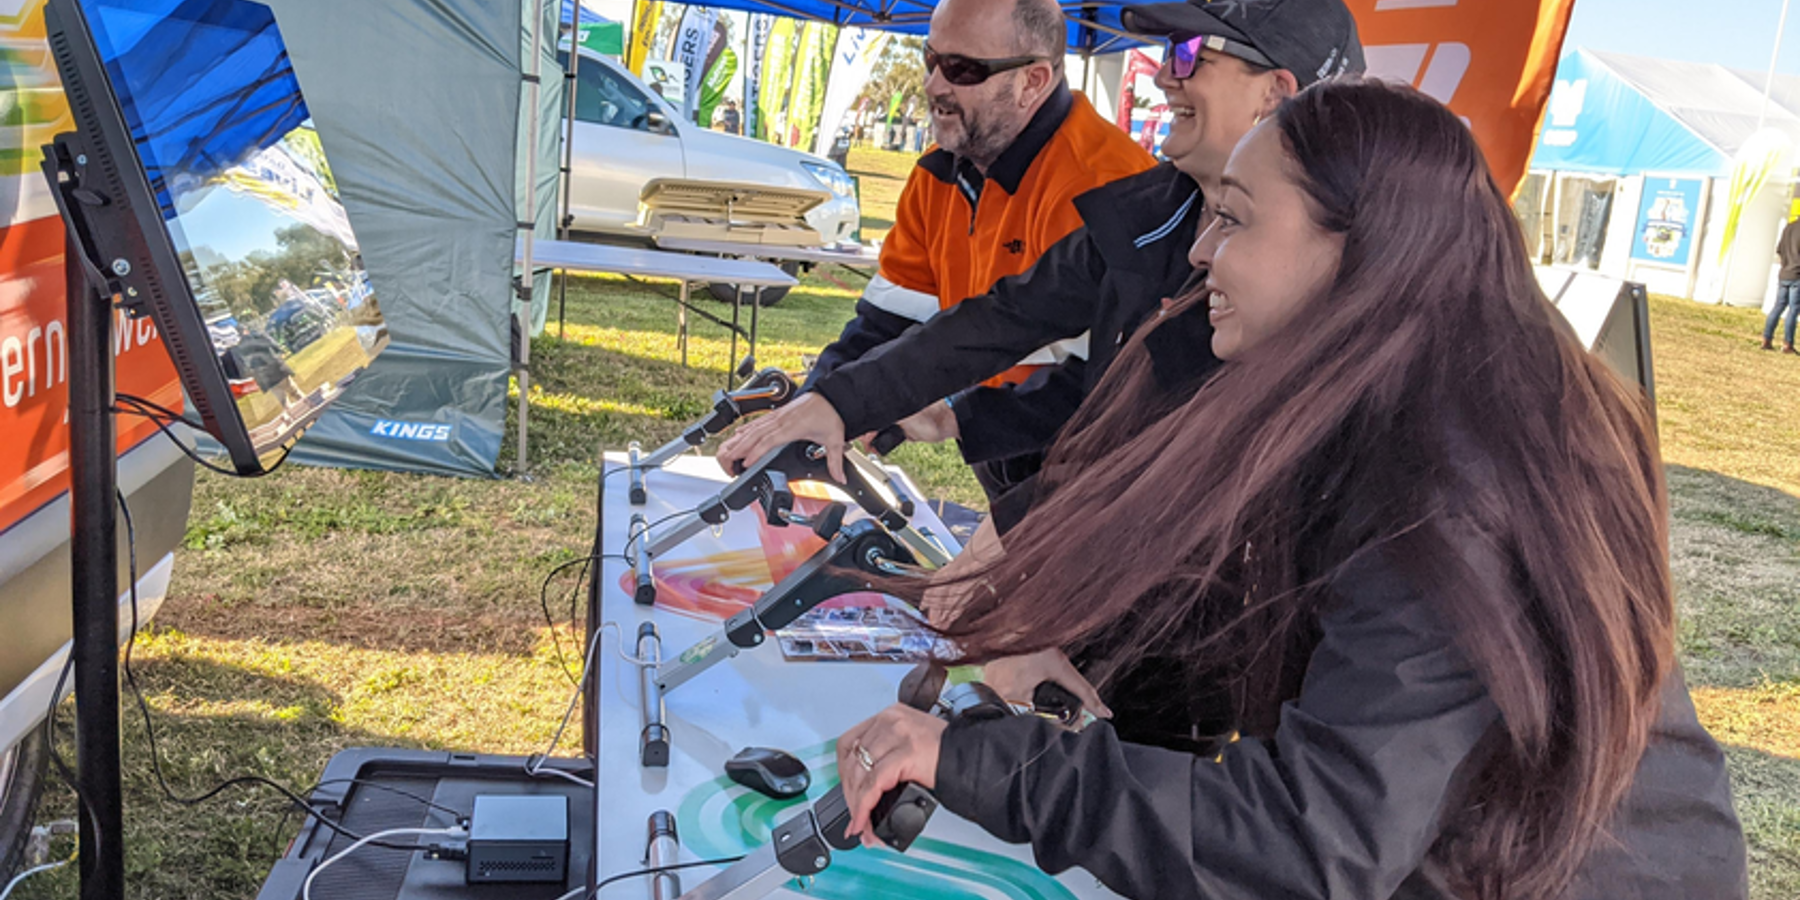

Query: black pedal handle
[811,502,848,541]
[896,662,947,713]
[814,782,937,853]
[869,426,906,456]
[1031,680,1085,727]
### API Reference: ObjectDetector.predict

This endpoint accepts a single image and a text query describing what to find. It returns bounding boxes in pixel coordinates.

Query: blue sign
[1631,177,1704,267]
[371,420,454,442]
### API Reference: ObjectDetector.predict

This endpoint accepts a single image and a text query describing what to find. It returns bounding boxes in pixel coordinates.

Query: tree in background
[855,36,924,125]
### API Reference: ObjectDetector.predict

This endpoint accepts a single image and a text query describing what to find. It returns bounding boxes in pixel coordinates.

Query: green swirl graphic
[676,741,1078,900]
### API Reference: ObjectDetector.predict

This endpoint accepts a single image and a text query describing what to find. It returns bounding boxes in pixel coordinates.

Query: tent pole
[559,0,583,339]
[1760,0,1794,133]
[518,0,547,475]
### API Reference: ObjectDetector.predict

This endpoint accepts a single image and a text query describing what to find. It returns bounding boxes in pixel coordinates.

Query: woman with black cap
[718,0,1365,512]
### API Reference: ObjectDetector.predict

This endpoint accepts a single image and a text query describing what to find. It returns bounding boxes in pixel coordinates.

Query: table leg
[678,281,690,367]
[728,281,742,390]
[749,280,760,369]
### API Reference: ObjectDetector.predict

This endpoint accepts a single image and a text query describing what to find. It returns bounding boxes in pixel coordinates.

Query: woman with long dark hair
[832,79,1747,900]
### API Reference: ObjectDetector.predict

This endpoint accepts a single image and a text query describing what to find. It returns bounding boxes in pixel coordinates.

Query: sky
[1562,0,1800,74]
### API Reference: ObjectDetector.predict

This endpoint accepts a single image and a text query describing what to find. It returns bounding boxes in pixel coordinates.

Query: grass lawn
[13,148,1800,898]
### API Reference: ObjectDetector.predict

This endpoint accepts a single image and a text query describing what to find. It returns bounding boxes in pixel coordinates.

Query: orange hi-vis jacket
[809,85,1156,389]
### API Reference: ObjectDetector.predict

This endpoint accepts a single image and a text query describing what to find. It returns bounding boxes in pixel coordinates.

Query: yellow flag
[627,0,659,75]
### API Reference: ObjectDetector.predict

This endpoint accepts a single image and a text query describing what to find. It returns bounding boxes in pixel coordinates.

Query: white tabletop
[519,237,798,287]
[653,236,883,268]
[590,453,1117,900]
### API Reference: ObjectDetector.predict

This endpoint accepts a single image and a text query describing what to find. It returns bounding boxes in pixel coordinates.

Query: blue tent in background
[1532,48,1800,178]
[687,0,1147,54]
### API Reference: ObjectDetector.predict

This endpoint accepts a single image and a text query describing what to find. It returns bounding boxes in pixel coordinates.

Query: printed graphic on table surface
[618,481,889,622]
[678,740,1082,900]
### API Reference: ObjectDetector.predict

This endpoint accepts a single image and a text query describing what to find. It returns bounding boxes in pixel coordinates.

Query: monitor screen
[48,0,386,473]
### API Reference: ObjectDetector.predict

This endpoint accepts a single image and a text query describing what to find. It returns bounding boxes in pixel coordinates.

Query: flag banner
[626,0,659,75]
[674,5,718,122]
[698,46,739,129]
[757,16,799,144]
[814,27,889,156]
[744,13,771,139]
[786,21,835,150]
[1353,0,1576,193]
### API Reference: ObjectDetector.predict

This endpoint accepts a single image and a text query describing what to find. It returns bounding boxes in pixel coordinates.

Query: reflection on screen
[83,0,386,464]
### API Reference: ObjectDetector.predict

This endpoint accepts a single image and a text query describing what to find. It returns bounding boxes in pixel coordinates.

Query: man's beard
[932,85,1018,168]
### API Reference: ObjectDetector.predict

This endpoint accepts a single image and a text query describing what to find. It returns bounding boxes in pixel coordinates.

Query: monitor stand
[42,131,137,899]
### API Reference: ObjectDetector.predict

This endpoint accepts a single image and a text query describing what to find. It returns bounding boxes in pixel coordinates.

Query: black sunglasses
[923,41,1047,86]
[1167,33,1275,80]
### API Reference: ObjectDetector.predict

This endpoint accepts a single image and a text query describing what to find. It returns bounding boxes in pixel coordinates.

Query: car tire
[0,728,47,879]
[705,260,801,307]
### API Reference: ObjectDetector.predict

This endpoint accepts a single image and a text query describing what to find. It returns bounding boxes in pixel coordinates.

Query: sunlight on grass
[1693,681,1800,760]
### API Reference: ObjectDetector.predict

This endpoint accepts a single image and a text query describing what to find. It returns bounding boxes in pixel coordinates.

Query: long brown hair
[927,80,1674,899]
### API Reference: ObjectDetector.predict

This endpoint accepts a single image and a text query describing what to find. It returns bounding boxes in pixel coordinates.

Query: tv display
[44,0,386,475]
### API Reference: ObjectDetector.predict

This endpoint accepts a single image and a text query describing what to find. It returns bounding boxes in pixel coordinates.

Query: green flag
[577,21,624,56]
[757,17,798,143]
[697,48,738,129]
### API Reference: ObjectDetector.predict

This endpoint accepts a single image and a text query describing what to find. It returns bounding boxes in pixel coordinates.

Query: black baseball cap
[1122,0,1366,86]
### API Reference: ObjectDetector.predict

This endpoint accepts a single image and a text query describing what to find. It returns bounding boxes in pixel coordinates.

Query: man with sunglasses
[723,0,1362,534]
[802,0,1157,502]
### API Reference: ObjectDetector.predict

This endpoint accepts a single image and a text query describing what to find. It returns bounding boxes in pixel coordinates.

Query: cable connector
[424,839,469,862]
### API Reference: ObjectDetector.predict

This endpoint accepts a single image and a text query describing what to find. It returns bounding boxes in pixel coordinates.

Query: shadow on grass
[1721,744,1800,900]
[1664,464,1800,689]
[24,655,438,900]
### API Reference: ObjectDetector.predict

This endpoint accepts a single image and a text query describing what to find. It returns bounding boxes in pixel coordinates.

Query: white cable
[0,856,73,900]
[525,619,664,789]
[553,887,588,900]
[300,826,463,900]
[526,621,611,788]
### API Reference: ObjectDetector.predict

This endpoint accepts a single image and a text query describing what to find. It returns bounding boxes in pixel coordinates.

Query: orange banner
[1352,0,1577,193]
[1,0,185,536]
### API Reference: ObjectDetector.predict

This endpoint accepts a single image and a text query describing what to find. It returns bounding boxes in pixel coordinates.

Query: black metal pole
[584,457,605,756]
[557,0,583,339]
[65,229,125,900]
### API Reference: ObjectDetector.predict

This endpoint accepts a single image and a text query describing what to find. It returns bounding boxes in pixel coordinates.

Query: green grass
[11,149,1800,898]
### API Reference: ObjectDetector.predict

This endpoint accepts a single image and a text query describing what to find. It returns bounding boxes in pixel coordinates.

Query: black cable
[589,855,747,896]
[113,395,293,478]
[621,504,703,559]
[539,466,637,683]
[269,777,467,855]
[114,392,203,429]
[39,654,105,869]
[114,489,431,853]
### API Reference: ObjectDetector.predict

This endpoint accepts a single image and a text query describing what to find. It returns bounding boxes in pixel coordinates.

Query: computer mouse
[725,747,811,799]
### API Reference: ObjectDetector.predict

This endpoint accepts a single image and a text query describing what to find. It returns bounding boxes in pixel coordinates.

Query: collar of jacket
[918,82,1075,198]
[1072,163,1204,263]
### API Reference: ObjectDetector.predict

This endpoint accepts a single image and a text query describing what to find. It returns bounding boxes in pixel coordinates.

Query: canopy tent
[564,0,625,54]
[638,0,1577,194]
[685,0,1148,54]
[1533,48,1800,178]
[255,0,561,477]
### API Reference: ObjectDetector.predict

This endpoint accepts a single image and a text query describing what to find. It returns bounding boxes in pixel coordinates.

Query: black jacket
[933,550,1748,900]
[813,163,1213,466]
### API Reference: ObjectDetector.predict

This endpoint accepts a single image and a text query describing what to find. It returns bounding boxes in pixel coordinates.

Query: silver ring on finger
[855,743,875,771]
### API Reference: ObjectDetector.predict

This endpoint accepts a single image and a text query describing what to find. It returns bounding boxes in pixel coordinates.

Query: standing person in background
[796,0,1157,501]
[717,98,742,134]
[1763,214,1800,353]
